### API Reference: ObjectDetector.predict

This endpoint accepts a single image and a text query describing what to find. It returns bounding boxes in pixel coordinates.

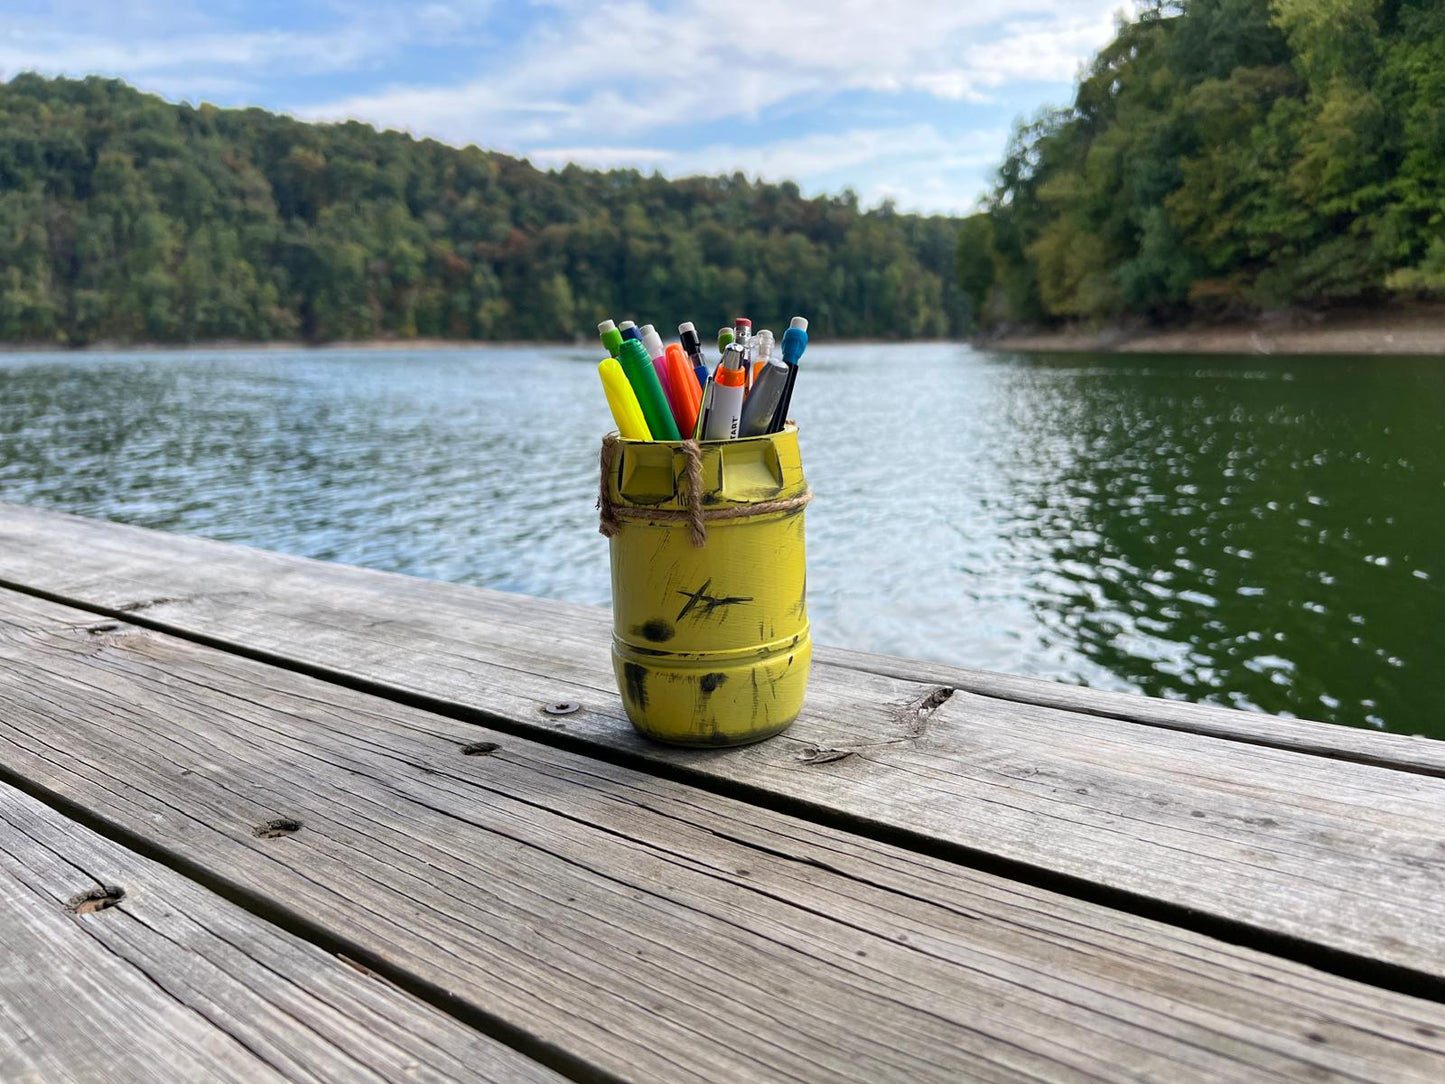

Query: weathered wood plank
[1,588,1444,1084]
[0,781,564,1084]
[1,502,1440,770]
[1,503,1444,981]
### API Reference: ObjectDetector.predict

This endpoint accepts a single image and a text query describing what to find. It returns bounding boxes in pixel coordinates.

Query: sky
[1,0,1130,215]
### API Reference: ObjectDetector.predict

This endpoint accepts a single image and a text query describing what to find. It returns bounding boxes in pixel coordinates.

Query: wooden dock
[1,500,1443,1083]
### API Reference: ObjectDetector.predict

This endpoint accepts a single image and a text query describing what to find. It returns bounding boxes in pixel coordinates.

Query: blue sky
[2,1,1128,215]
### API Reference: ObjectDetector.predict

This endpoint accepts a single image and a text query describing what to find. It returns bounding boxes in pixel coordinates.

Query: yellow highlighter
[598,357,651,441]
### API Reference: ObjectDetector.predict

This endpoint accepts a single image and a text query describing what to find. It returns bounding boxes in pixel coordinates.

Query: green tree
[0,73,969,346]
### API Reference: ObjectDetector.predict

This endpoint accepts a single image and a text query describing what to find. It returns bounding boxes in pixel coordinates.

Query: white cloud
[0,1,484,89]
[300,0,1124,143]
[525,123,1007,215]
[6,0,1127,212]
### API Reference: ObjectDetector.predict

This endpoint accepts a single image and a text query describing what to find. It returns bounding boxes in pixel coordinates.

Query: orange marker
[664,343,702,438]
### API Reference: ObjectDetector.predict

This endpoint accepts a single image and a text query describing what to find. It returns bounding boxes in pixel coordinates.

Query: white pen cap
[754,329,775,365]
[789,316,808,331]
[639,324,666,359]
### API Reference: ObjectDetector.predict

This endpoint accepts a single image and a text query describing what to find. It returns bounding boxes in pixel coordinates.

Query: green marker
[717,326,734,355]
[598,319,623,358]
[618,339,681,441]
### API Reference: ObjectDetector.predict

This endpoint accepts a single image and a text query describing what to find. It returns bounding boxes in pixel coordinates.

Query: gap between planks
[0,501,1442,778]
[0,781,572,1084]
[0,572,1442,1005]
[1,589,1444,1084]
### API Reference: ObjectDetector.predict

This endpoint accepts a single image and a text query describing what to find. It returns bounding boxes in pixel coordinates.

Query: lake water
[1,344,1440,739]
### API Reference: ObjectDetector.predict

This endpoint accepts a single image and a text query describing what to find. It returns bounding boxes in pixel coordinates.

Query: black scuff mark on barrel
[622,662,650,710]
[676,578,753,623]
[700,672,727,695]
[791,572,808,618]
[750,669,760,720]
[635,619,675,643]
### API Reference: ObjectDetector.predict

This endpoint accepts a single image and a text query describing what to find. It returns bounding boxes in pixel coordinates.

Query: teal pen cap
[598,319,623,358]
[618,338,681,441]
[769,316,809,433]
[781,315,808,364]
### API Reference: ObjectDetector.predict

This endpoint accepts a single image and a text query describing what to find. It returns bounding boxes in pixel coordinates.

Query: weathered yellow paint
[606,427,810,746]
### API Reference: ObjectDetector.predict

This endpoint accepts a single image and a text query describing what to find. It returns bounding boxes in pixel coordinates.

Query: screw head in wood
[543,701,580,716]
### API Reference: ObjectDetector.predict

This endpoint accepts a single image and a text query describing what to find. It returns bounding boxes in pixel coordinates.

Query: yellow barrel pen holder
[598,427,812,746]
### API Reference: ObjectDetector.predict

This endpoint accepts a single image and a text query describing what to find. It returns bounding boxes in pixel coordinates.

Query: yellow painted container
[603,427,811,746]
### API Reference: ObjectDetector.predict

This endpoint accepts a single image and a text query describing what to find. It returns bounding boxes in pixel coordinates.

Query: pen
[663,344,702,438]
[750,328,773,386]
[598,319,623,359]
[733,317,753,392]
[678,322,709,388]
[598,357,651,440]
[619,321,641,342]
[738,333,786,438]
[701,343,747,441]
[717,327,734,356]
[768,316,808,433]
[618,338,681,440]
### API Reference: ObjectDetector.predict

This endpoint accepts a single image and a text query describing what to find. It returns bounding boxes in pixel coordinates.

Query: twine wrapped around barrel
[598,426,813,746]
[598,432,812,548]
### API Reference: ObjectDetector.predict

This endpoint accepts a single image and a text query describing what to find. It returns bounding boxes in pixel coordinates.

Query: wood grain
[1,587,1444,1083]
[1,503,1444,980]
[1,501,1440,773]
[0,781,563,1084]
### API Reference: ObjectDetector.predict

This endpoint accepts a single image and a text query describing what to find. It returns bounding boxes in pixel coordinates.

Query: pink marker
[639,324,671,404]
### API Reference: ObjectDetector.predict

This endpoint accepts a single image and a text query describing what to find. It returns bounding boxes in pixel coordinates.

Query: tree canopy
[967,0,1445,327]
[0,74,968,345]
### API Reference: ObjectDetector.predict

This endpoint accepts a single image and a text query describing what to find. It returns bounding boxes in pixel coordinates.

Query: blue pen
[678,321,709,389]
[767,316,808,433]
[619,320,641,342]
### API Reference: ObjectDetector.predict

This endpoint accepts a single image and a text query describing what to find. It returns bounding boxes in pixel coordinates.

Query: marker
[678,322,709,388]
[620,321,641,342]
[663,344,702,438]
[598,357,651,440]
[618,338,680,441]
[717,327,734,356]
[598,320,623,358]
[639,324,671,404]
[701,343,747,441]
[768,316,808,433]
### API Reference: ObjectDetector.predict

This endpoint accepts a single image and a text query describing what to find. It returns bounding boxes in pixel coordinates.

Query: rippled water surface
[2,344,1440,738]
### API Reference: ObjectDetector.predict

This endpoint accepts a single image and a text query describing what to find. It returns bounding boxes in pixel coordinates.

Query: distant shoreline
[5,317,1444,356]
[0,336,960,355]
[985,309,1445,356]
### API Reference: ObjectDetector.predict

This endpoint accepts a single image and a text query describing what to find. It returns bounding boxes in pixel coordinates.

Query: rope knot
[597,434,811,547]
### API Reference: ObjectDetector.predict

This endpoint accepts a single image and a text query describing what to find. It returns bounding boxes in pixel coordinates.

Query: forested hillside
[0,75,966,345]
[962,0,1445,327]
